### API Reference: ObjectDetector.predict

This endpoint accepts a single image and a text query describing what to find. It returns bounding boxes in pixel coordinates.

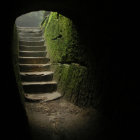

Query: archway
[13,10,100,140]
[3,1,124,140]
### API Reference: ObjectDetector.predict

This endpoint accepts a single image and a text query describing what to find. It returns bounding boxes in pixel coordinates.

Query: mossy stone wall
[43,12,87,65]
[42,12,98,107]
[51,63,100,107]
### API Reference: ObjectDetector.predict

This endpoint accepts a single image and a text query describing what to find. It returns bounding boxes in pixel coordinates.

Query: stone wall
[12,24,25,106]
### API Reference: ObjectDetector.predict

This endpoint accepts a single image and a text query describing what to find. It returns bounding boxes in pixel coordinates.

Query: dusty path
[25,99,100,140]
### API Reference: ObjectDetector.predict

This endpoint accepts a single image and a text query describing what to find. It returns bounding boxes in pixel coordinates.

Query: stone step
[17,27,42,33]
[18,32,43,37]
[20,45,46,51]
[22,81,57,93]
[18,30,42,33]
[19,64,51,72]
[19,51,47,57]
[19,36,44,41]
[19,40,45,46]
[20,71,53,82]
[17,26,41,29]
[24,92,61,102]
[19,57,50,64]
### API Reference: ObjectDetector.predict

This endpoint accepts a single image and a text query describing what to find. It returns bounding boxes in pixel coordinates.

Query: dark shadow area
[1,0,139,140]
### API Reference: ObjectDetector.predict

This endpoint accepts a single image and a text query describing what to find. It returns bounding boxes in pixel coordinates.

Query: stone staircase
[17,26,61,102]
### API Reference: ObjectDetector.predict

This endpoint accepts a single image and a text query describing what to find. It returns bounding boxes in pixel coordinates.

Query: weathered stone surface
[19,51,47,57]
[17,26,61,102]
[19,64,51,72]
[17,26,41,29]
[51,63,95,106]
[19,57,50,64]
[19,32,43,37]
[22,81,57,93]
[20,45,46,51]
[17,27,42,33]
[24,92,61,102]
[19,37,44,41]
[19,40,45,46]
[20,71,53,82]
[12,25,25,105]
[18,30,42,34]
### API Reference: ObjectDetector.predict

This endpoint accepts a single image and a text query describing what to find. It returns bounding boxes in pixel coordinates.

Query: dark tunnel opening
[1,0,139,140]
[13,10,103,140]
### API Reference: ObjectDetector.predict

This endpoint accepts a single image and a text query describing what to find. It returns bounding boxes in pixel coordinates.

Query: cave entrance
[14,10,92,108]
[13,10,99,140]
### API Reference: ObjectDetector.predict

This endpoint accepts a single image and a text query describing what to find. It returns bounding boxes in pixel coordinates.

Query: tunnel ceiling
[12,0,87,20]
[10,0,115,38]
[11,0,114,25]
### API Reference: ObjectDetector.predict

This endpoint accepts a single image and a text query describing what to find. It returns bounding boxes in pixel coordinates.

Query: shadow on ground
[25,99,104,140]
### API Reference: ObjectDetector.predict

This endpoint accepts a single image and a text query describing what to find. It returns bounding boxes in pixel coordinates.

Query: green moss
[42,12,96,107]
[51,63,96,107]
[43,12,86,65]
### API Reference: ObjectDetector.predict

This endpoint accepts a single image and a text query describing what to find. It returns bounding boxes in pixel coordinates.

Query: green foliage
[43,12,86,64]
[42,12,96,107]
[51,63,96,107]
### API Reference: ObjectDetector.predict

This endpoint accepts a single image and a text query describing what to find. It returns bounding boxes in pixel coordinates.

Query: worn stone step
[17,27,42,33]
[20,71,53,82]
[20,46,46,51]
[17,26,41,29]
[19,40,45,46]
[22,81,57,93]
[17,27,41,29]
[18,30,42,35]
[19,36,44,41]
[19,51,47,57]
[24,92,61,102]
[19,64,51,72]
[19,57,50,64]
[18,32,43,37]
[18,30,42,34]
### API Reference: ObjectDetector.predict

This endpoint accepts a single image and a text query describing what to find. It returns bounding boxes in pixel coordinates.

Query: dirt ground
[25,99,101,140]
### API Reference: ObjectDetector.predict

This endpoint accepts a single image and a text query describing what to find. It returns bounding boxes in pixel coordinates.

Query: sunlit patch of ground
[25,99,100,140]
